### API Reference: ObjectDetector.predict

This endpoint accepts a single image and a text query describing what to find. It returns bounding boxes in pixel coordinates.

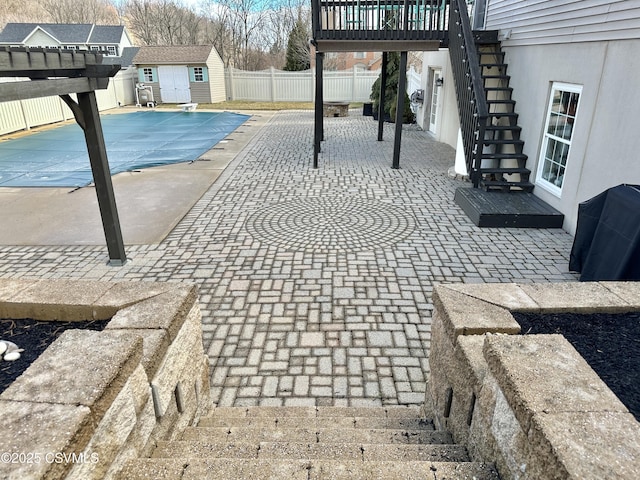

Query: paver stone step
[152,440,470,462]
[118,458,501,480]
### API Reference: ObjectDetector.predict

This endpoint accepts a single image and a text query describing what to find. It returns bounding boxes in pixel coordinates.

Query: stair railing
[448,0,488,187]
[312,0,450,42]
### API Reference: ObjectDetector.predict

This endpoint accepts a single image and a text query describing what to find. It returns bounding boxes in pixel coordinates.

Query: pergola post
[77,91,127,265]
[392,51,408,169]
[313,51,324,169]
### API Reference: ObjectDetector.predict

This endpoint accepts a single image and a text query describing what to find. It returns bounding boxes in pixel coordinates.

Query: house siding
[206,51,226,102]
[189,81,212,103]
[24,29,58,47]
[503,38,640,233]
[486,0,640,45]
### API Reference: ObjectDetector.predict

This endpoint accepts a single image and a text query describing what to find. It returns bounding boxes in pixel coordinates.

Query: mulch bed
[513,311,640,422]
[0,318,110,394]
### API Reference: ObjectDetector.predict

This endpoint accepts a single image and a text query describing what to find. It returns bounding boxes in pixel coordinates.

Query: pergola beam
[0,76,112,102]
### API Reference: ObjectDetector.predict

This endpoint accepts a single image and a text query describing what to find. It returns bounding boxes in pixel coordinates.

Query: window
[193,67,204,82]
[354,52,365,59]
[107,46,117,56]
[141,67,156,82]
[189,67,208,83]
[537,83,581,195]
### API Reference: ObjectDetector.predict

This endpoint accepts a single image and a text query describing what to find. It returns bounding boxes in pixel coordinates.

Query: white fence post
[270,67,276,102]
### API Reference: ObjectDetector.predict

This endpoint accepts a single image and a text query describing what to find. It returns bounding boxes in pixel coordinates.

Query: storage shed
[133,45,226,104]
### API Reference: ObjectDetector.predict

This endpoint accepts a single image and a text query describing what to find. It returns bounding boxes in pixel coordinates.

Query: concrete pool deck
[0,109,578,407]
[0,109,273,245]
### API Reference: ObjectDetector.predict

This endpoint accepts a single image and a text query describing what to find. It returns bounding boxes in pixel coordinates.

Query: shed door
[158,66,191,103]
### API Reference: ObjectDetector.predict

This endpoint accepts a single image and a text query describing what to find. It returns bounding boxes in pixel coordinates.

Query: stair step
[484,86,513,92]
[480,167,531,175]
[481,180,535,192]
[482,74,511,81]
[487,99,515,105]
[181,427,453,445]
[485,124,521,130]
[202,406,421,419]
[487,112,519,120]
[480,62,506,68]
[482,139,524,146]
[152,440,470,462]
[118,458,501,480]
[481,153,527,162]
[198,415,434,431]
[478,51,505,59]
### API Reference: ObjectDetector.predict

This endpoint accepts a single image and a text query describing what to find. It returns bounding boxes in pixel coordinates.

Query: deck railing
[312,0,450,42]
[448,0,487,186]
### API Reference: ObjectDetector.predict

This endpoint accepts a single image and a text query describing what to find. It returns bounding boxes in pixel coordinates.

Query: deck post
[377,52,388,142]
[392,51,408,169]
[76,91,127,265]
[313,51,324,168]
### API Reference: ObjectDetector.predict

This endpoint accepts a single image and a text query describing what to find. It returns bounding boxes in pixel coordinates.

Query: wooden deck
[311,0,449,52]
[454,187,564,228]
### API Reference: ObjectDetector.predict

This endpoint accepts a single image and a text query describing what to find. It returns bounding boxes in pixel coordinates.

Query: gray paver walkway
[0,110,578,407]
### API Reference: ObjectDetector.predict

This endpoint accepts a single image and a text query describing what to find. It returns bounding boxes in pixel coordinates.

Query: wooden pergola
[0,46,126,265]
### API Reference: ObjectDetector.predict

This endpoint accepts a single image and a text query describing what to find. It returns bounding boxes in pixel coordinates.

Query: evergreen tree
[370,52,415,124]
[283,18,310,71]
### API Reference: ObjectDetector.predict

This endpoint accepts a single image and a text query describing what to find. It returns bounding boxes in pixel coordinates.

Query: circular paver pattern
[245,197,416,253]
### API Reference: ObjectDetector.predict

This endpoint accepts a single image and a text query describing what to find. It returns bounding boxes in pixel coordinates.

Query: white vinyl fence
[225,67,382,103]
[407,66,422,98]
[1,66,419,136]
[0,68,137,136]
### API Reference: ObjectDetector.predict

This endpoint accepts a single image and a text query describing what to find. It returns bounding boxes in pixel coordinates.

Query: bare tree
[215,0,270,69]
[200,0,234,65]
[264,0,309,55]
[126,0,158,45]
[40,0,120,24]
[125,0,204,45]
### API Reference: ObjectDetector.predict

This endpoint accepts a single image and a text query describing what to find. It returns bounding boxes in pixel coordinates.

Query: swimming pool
[0,110,250,188]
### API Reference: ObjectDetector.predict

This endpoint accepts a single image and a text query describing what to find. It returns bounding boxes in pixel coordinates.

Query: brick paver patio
[0,111,578,407]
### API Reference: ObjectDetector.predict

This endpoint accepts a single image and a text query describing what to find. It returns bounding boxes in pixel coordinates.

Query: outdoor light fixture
[436,77,444,87]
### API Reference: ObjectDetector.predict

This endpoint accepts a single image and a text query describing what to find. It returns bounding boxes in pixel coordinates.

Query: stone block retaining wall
[425,282,640,480]
[0,279,210,480]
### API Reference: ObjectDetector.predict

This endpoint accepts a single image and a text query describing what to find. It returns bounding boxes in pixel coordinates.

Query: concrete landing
[454,187,565,228]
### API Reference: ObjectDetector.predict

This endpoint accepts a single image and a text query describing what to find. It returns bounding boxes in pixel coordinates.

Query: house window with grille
[193,67,204,82]
[143,68,155,82]
[189,67,208,83]
[536,83,581,195]
[107,45,117,56]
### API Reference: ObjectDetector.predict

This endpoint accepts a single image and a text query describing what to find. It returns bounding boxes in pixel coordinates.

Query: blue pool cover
[0,110,250,187]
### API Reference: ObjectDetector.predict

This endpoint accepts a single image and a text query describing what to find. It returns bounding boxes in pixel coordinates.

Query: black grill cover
[569,184,640,281]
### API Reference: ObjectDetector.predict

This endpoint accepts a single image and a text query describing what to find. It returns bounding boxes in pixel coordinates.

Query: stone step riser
[180,427,453,445]
[203,406,423,419]
[152,440,470,462]
[118,458,501,480]
[197,415,435,431]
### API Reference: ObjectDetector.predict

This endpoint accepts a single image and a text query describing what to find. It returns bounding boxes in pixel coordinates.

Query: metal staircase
[477,39,534,192]
[449,0,533,192]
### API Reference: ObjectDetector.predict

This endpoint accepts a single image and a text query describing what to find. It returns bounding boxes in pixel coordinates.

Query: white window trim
[535,82,582,197]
